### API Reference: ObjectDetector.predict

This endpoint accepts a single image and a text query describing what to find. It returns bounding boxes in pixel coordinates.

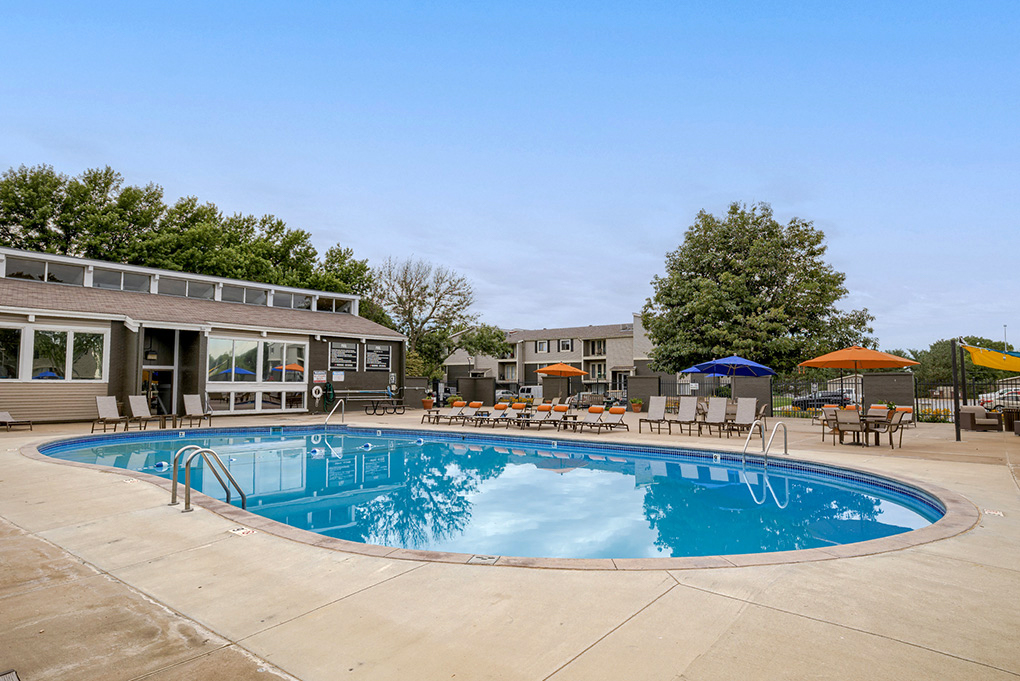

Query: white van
[517,385,543,403]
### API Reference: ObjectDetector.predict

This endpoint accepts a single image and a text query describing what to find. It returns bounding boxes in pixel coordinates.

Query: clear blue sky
[2,2,1017,351]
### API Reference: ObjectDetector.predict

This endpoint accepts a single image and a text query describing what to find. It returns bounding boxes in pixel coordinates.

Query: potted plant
[630,397,644,413]
[422,390,435,410]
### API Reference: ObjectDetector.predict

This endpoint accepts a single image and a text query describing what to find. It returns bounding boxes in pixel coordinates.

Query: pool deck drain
[2,412,1019,681]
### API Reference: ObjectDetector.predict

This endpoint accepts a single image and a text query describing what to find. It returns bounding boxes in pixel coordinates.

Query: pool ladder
[169,445,247,513]
[740,421,790,508]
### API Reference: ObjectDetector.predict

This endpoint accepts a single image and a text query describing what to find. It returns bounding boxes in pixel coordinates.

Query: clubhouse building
[0,247,405,422]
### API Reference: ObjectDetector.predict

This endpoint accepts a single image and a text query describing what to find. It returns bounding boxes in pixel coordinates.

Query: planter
[630,403,643,413]
[422,399,435,410]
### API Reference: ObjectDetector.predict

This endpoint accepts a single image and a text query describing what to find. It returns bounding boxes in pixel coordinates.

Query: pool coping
[20,426,981,571]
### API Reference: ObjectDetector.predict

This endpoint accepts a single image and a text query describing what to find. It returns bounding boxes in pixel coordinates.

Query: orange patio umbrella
[798,346,919,371]
[535,362,588,397]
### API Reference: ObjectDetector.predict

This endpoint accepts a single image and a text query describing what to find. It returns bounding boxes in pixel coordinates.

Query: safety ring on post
[311,385,324,399]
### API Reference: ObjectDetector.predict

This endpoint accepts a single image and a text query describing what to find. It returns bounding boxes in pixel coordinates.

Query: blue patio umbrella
[681,355,776,377]
[33,370,61,379]
[215,367,256,376]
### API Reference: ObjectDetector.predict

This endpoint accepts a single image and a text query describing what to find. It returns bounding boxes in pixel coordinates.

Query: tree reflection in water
[351,443,509,550]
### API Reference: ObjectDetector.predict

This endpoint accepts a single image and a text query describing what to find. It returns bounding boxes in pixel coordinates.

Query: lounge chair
[959,406,1002,432]
[639,396,670,434]
[182,394,213,428]
[127,395,164,430]
[422,401,464,424]
[540,404,570,430]
[869,410,907,449]
[449,401,483,424]
[471,403,515,427]
[728,397,758,435]
[586,406,629,434]
[819,406,839,442]
[0,411,32,431]
[521,404,553,428]
[702,397,729,437]
[562,406,604,432]
[756,402,769,430]
[669,396,700,435]
[834,409,867,445]
[92,396,129,433]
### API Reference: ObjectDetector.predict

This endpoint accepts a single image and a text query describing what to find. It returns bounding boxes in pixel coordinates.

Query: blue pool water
[40,427,944,560]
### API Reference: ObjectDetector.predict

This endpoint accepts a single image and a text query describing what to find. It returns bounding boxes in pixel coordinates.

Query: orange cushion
[453,401,466,407]
[537,404,552,412]
[469,401,482,408]
[493,403,507,411]
[553,405,569,412]
[511,403,526,410]
[896,406,913,412]
[822,404,840,408]
[609,407,626,414]
[588,406,605,413]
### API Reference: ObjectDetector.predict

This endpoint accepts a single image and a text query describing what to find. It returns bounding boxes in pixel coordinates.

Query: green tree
[893,337,1016,386]
[0,164,70,253]
[642,202,875,374]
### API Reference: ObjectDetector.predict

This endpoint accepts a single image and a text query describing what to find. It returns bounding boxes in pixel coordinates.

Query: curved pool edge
[20,428,982,571]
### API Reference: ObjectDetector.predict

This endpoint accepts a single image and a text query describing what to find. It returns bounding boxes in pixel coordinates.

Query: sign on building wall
[313,370,328,383]
[329,342,358,370]
[366,344,391,371]
[332,371,345,382]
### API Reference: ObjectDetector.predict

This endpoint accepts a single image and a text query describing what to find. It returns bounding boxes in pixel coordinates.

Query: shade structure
[681,355,776,377]
[535,363,588,398]
[798,346,919,371]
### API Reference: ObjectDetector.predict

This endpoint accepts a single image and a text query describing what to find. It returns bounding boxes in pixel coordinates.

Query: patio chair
[521,404,553,428]
[819,407,839,442]
[422,401,464,424]
[959,406,1002,432]
[669,396,700,436]
[895,406,915,428]
[869,410,907,449]
[182,394,213,428]
[834,409,868,446]
[866,405,890,420]
[702,397,729,437]
[728,397,758,435]
[586,406,629,434]
[540,404,570,430]
[127,395,163,430]
[0,410,32,431]
[449,401,483,424]
[756,402,769,430]
[562,406,605,432]
[471,403,516,427]
[639,396,670,434]
[92,396,129,433]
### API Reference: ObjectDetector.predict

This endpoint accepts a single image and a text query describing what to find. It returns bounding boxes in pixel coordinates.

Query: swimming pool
[39,426,945,560]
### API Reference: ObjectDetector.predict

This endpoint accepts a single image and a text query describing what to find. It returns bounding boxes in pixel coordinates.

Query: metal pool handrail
[169,446,247,512]
[325,398,345,427]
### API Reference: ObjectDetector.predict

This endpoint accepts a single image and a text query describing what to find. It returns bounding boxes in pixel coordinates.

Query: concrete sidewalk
[2,414,1018,680]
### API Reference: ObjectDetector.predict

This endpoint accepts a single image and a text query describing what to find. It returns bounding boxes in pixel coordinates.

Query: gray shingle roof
[0,278,404,339]
[508,324,634,342]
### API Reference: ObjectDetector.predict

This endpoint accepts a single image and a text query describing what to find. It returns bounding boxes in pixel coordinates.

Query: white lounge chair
[562,406,605,432]
[586,406,629,433]
[728,397,758,435]
[127,395,164,430]
[0,411,32,431]
[182,394,212,428]
[639,396,670,434]
[422,401,464,424]
[92,396,129,433]
[702,397,729,437]
[669,396,700,436]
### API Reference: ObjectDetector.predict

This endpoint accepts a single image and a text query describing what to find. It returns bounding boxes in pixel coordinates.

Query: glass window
[316,297,334,312]
[294,295,312,310]
[221,285,245,303]
[263,342,285,383]
[93,269,122,290]
[33,330,67,379]
[122,272,150,292]
[559,339,572,352]
[245,288,267,306]
[71,333,104,380]
[188,281,215,300]
[234,340,258,382]
[208,392,231,411]
[261,392,282,410]
[47,263,84,285]
[536,340,548,353]
[0,328,20,379]
[159,277,187,297]
[207,338,234,382]
[234,392,256,411]
[272,292,293,308]
[284,344,305,381]
[285,392,305,410]
[6,257,45,281]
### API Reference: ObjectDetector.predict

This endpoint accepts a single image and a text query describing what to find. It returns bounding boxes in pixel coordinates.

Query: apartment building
[444,314,672,394]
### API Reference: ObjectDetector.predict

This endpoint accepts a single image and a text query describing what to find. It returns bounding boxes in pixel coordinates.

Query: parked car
[494,389,515,402]
[979,389,1020,411]
[791,391,853,410]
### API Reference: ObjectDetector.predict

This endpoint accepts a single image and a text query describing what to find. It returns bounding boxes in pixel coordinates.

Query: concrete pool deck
[2,412,1019,680]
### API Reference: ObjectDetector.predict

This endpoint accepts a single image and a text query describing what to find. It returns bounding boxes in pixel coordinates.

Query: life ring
[311,385,324,399]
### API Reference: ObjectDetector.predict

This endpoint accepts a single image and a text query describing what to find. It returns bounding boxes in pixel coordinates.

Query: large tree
[372,257,476,353]
[642,202,875,374]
